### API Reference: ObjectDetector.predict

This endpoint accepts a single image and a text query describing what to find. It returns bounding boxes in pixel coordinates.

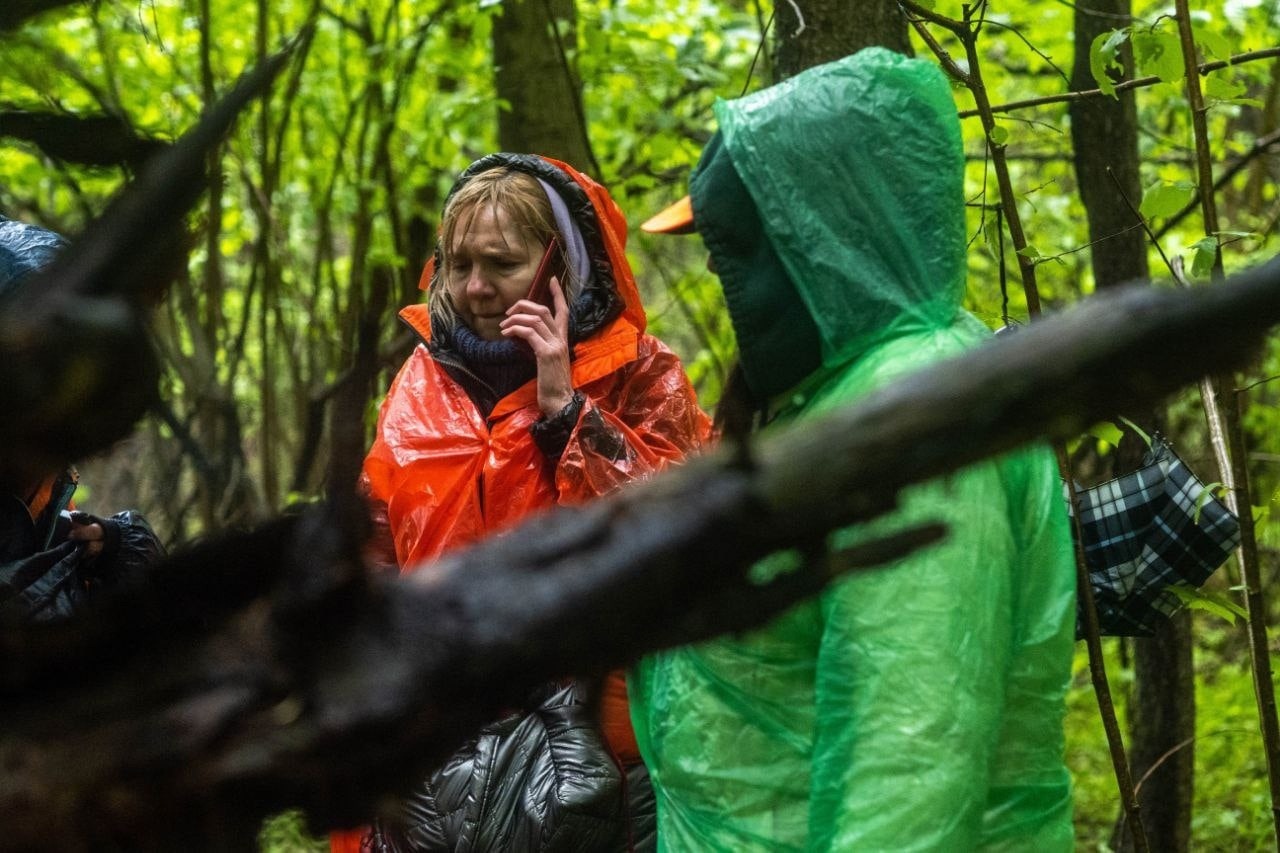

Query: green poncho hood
[690,47,967,400]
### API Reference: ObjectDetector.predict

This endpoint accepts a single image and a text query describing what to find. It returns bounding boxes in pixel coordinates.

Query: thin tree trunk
[492,0,596,173]
[1116,610,1195,851]
[1069,3,1191,849]
[1173,1,1280,842]
[256,0,281,510]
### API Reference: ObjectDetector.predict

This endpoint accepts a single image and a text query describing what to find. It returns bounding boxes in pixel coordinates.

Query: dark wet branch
[0,43,298,491]
[0,110,168,168]
[0,0,81,31]
[0,255,1277,847]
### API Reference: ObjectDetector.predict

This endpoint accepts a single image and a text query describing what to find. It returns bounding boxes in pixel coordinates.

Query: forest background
[1,0,1279,849]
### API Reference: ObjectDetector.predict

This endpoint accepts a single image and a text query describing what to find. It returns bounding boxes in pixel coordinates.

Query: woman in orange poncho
[341,154,709,852]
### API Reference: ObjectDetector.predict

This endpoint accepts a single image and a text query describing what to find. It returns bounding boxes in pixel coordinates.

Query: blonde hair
[429,168,562,332]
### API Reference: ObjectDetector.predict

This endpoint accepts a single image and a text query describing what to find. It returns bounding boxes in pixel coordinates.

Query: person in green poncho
[633,48,1077,851]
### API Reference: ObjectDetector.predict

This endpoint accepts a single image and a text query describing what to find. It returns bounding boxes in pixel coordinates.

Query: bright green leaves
[1139,180,1197,220]
[1168,583,1249,624]
[1091,18,1245,98]
[1088,420,1125,452]
[1192,20,1233,65]
[1089,29,1131,97]
[981,214,1004,262]
[1067,420,1126,457]
[1132,28,1185,84]
[1090,25,1184,96]
[1204,74,1264,108]
[1190,237,1220,277]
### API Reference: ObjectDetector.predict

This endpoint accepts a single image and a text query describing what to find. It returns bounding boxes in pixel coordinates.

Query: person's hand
[67,518,106,559]
[501,278,574,418]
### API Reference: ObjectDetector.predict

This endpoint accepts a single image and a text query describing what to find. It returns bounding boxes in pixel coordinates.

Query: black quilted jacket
[370,681,655,852]
[0,468,165,621]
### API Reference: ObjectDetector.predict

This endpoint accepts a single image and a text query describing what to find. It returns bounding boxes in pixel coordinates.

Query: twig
[1237,374,1280,394]
[1174,3,1280,843]
[959,46,1280,118]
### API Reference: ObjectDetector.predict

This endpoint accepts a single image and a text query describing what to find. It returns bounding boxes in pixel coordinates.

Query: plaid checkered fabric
[1069,437,1240,638]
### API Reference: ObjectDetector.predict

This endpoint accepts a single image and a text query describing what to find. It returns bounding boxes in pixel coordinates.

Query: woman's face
[447,203,543,341]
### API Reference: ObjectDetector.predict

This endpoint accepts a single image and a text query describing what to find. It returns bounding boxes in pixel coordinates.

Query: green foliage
[1116,415,1153,449]
[1140,179,1197,220]
[258,810,326,852]
[1189,236,1220,277]
[1068,627,1280,850]
[1090,28,1132,97]
[1132,27,1185,85]
[1168,583,1249,624]
[1088,421,1126,454]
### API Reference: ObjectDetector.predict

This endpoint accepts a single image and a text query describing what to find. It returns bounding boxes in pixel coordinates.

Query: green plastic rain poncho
[629,48,1077,851]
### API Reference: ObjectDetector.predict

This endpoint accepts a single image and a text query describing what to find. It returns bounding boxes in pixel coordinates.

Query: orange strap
[24,476,56,523]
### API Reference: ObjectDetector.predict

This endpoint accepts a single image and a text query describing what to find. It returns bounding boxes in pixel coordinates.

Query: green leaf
[1016,245,1043,260]
[1139,180,1197,219]
[1089,29,1129,97]
[1191,237,1219,277]
[1193,22,1232,63]
[1194,483,1222,524]
[1169,583,1249,624]
[1086,421,1125,451]
[1133,30,1185,84]
[1117,415,1153,448]
[1204,74,1246,101]
[989,125,1009,146]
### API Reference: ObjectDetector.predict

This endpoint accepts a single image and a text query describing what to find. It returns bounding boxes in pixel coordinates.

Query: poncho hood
[417,153,645,346]
[692,47,967,399]
[0,216,67,299]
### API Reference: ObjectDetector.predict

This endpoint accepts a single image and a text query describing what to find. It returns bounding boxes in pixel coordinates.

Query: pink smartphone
[526,236,567,309]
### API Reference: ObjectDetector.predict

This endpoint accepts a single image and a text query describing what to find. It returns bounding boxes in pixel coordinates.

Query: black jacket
[371,681,655,853]
[0,467,164,621]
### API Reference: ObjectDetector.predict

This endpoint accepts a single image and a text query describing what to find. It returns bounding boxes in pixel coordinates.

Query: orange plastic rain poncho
[361,154,711,762]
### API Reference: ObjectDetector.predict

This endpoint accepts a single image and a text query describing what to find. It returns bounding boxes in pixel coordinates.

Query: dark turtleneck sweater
[436,322,584,460]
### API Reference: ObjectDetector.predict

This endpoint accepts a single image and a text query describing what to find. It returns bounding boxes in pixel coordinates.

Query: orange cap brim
[640,195,696,234]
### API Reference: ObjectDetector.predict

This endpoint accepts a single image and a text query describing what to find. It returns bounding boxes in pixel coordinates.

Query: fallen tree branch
[0,39,300,492]
[0,255,1277,847]
[0,110,168,168]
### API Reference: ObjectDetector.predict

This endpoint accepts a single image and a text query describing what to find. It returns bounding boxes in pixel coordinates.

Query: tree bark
[0,112,166,169]
[492,0,596,173]
[773,0,910,82]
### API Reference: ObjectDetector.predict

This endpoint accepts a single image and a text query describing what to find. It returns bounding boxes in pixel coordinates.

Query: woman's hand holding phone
[500,238,574,417]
